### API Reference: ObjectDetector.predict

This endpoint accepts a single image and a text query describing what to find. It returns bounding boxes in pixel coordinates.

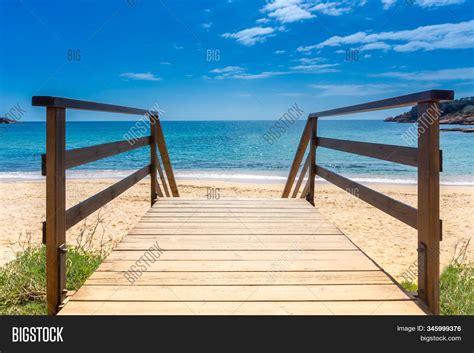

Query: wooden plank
[300,175,310,199]
[154,153,170,197]
[128,229,343,235]
[105,250,367,261]
[318,137,418,167]
[45,107,66,315]
[146,207,321,217]
[70,284,410,302]
[113,240,355,251]
[32,96,159,116]
[59,300,425,315]
[98,259,375,272]
[41,136,150,175]
[85,270,391,286]
[309,90,454,118]
[137,218,331,223]
[306,117,317,205]
[120,235,349,243]
[150,115,159,204]
[417,101,441,315]
[291,153,309,198]
[316,166,418,229]
[65,166,150,229]
[128,226,342,233]
[282,119,310,197]
[155,120,179,197]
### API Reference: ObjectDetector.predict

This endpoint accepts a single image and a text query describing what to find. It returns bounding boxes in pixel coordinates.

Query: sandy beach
[0,179,472,282]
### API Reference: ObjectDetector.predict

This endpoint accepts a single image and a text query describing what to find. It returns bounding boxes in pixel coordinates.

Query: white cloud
[373,67,474,81]
[256,18,270,24]
[120,72,161,81]
[261,0,365,23]
[210,66,245,74]
[222,27,275,46]
[309,3,352,16]
[291,63,340,73]
[381,0,396,9]
[202,22,213,30]
[264,2,314,23]
[173,44,183,50]
[382,0,464,8]
[310,83,398,96]
[298,20,474,52]
[295,57,326,64]
[160,61,171,65]
[274,50,286,54]
[412,0,464,7]
[232,71,288,79]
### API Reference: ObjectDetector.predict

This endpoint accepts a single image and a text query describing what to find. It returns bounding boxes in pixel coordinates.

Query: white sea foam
[0,170,473,186]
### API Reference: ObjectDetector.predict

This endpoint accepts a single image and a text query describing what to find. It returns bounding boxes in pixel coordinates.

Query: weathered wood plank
[318,137,418,167]
[306,117,317,205]
[105,250,367,261]
[41,137,150,176]
[70,284,410,302]
[65,166,150,229]
[417,101,441,315]
[85,270,391,286]
[282,119,311,198]
[309,90,453,118]
[316,165,417,229]
[59,300,425,315]
[150,116,159,204]
[291,153,309,198]
[45,107,66,315]
[155,120,179,197]
[32,96,159,116]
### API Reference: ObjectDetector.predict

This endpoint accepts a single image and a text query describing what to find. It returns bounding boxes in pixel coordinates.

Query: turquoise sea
[0,120,472,185]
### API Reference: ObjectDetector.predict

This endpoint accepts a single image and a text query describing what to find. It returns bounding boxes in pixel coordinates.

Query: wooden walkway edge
[59,198,425,315]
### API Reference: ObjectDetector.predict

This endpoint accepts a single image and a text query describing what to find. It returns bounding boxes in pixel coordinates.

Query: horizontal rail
[32,96,159,116]
[316,165,417,229]
[41,136,150,175]
[65,165,150,230]
[309,90,453,118]
[317,137,419,167]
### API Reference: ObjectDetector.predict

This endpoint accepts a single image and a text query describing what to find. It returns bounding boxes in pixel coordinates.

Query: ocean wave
[0,170,473,186]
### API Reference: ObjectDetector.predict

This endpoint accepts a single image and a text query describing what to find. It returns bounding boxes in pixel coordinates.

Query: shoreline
[0,172,473,186]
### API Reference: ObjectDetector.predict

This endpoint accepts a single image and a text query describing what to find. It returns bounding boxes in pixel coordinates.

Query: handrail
[316,165,418,228]
[283,90,453,315]
[34,96,178,315]
[65,165,151,229]
[309,90,453,118]
[41,136,151,175]
[33,96,160,116]
[317,137,419,167]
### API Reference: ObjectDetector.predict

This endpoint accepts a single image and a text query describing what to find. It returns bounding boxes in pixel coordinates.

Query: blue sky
[1,0,473,121]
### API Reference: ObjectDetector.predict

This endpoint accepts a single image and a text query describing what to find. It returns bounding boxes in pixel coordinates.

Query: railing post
[149,114,159,205]
[45,107,67,315]
[306,117,318,206]
[417,101,441,315]
[155,120,179,197]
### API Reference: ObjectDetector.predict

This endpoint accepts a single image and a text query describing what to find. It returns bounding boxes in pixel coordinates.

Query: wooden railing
[282,90,454,315]
[32,96,179,314]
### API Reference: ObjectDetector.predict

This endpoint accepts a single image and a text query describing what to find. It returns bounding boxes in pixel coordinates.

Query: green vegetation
[0,245,104,315]
[400,262,473,315]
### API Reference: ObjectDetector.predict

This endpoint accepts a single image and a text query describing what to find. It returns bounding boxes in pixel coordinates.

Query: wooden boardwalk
[60,198,425,315]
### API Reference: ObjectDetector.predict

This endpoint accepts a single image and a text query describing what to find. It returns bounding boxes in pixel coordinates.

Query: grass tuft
[400,262,473,315]
[0,245,104,315]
